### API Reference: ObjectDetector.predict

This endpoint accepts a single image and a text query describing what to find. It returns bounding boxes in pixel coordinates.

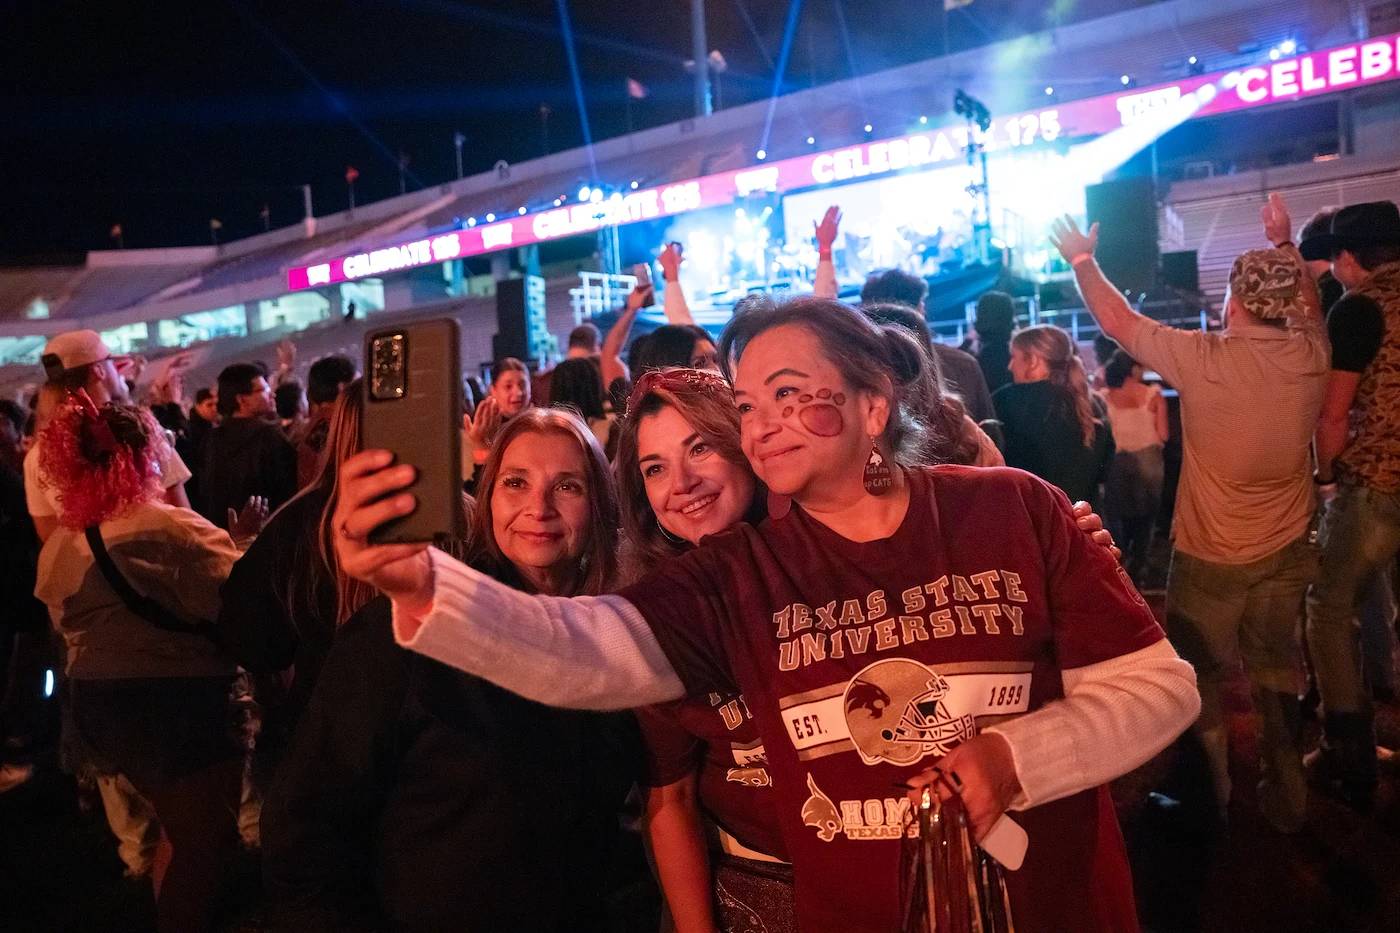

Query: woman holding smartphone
[262,408,649,932]
[332,297,1198,933]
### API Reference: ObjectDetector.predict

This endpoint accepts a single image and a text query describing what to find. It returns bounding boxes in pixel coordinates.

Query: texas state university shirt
[623,466,1162,932]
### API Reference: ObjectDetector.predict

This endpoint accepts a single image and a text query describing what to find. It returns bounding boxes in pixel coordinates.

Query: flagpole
[625,94,634,134]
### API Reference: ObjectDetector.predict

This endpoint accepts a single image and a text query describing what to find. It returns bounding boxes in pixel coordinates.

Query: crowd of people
[0,190,1397,932]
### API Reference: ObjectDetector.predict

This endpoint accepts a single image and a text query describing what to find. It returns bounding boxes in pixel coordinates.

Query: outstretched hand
[814,205,842,252]
[1261,192,1293,247]
[1049,215,1098,264]
[228,495,269,544]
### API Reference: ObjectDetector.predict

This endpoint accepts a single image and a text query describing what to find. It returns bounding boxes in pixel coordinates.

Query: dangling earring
[863,436,893,496]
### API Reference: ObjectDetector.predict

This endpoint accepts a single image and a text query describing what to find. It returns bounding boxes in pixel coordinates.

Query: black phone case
[361,319,465,544]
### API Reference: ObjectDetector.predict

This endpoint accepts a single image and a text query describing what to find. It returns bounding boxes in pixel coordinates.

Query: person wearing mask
[262,408,648,932]
[1101,351,1168,586]
[297,355,356,490]
[27,330,192,543]
[1052,197,1327,834]
[993,324,1114,506]
[854,269,996,423]
[34,399,243,933]
[333,296,1198,933]
[1302,200,1400,809]
[215,383,369,787]
[463,357,532,483]
[199,362,296,529]
[972,291,1017,394]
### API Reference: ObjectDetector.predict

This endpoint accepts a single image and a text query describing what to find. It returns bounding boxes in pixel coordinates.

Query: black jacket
[199,416,297,527]
[216,488,336,780]
[993,380,1115,506]
[261,598,652,933]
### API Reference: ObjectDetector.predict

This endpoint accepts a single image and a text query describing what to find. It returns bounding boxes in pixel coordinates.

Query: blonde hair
[1011,325,1098,446]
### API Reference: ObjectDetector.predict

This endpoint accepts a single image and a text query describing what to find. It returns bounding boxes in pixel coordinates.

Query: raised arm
[659,242,697,326]
[601,285,651,388]
[1261,192,1324,328]
[1049,216,1146,345]
[332,450,685,709]
[812,205,841,299]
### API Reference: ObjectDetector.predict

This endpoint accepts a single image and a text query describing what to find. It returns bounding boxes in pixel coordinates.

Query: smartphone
[362,319,465,544]
[632,263,656,307]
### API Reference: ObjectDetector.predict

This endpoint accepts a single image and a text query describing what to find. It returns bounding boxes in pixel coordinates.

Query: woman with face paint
[332,297,1199,933]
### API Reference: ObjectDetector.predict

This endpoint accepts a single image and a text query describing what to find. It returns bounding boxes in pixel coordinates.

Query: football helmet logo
[843,659,976,766]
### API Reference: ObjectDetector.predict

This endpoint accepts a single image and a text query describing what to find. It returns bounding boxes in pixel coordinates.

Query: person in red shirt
[333,297,1199,933]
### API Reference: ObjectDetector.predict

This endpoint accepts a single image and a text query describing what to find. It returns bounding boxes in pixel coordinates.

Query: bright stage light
[1188,55,1198,65]
[1044,86,1054,95]
[553,198,562,207]
[756,149,767,160]
[1269,48,1282,61]
[1279,39,1297,55]
[44,669,54,698]
[630,180,640,189]
[863,123,873,133]
[806,135,817,144]
[485,213,496,222]
[589,189,603,204]
[1120,74,1131,85]
[578,185,591,201]
[467,217,477,227]
[518,206,527,215]
[918,115,928,125]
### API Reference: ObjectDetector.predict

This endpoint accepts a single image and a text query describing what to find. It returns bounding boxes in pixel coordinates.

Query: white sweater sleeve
[392,547,686,710]
[984,639,1199,810]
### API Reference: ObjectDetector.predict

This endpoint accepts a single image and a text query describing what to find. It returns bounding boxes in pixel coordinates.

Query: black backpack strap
[85,525,212,638]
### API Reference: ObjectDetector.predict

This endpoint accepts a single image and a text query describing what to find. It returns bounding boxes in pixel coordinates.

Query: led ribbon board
[287,33,1400,291]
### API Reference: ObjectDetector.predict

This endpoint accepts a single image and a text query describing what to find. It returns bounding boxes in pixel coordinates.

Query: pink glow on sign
[287,33,1400,291]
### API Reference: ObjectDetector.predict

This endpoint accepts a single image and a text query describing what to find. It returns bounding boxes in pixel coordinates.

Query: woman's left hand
[1073,500,1120,561]
[904,733,1022,841]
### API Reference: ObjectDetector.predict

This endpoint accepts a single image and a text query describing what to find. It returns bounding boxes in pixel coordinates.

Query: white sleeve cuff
[984,639,1199,809]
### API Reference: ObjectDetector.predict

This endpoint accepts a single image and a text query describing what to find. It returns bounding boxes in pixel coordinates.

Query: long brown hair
[281,379,375,629]
[1011,325,1098,446]
[467,407,619,596]
[614,369,759,576]
[718,296,937,466]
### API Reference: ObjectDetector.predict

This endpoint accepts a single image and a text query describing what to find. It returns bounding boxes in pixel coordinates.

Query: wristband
[818,250,833,261]
[1069,252,1094,268]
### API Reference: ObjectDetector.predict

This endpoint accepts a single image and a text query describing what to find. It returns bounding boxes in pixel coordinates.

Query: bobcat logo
[726,766,772,787]
[801,773,842,842]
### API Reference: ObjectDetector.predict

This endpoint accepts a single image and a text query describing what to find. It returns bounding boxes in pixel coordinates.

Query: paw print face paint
[788,386,848,437]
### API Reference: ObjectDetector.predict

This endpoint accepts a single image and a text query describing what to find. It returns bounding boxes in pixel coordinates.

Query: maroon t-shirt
[622,466,1162,933]
[636,691,788,860]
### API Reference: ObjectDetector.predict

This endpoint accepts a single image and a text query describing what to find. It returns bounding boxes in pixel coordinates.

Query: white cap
[41,330,112,380]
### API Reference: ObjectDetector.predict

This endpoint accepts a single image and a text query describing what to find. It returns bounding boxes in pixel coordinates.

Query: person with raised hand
[331,296,1197,933]
[1052,198,1327,832]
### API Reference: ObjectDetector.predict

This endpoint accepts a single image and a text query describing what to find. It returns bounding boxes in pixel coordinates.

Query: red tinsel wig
[39,399,167,530]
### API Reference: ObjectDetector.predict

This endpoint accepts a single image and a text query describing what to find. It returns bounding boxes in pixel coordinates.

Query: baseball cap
[1299,200,1400,261]
[41,330,113,382]
[1228,249,1307,321]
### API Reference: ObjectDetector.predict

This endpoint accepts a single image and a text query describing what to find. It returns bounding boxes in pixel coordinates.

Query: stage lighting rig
[954,89,993,264]
[953,89,991,133]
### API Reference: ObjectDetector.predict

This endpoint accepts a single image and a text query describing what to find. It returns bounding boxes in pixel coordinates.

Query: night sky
[1,0,1147,261]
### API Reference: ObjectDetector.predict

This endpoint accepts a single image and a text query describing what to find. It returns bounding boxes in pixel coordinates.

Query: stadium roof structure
[0,0,1366,341]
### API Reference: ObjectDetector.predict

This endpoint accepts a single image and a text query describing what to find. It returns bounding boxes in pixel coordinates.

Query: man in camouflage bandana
[1051,197,1328,833]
